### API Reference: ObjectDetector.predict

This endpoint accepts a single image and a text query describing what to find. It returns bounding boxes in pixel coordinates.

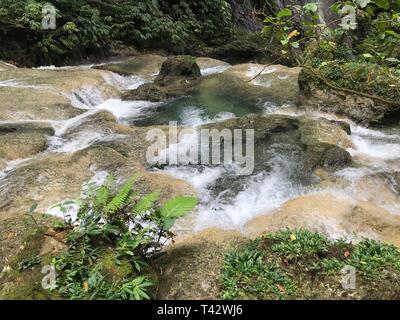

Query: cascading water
[1,60,399,238]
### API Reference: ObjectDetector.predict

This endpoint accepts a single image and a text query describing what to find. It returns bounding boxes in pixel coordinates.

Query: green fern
[132,192,160,216]
[104,176,137,216]
[94,185,110,210]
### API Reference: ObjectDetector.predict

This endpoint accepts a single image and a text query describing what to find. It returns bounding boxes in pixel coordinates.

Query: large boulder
[154,55,201,88]
[122,56,202,102]
[188,63,301,108]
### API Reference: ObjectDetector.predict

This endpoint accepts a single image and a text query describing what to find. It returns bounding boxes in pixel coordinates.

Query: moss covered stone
[299,61,400,125]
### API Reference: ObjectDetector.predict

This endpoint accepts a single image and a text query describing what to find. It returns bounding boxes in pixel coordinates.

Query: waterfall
[276,0,338,25]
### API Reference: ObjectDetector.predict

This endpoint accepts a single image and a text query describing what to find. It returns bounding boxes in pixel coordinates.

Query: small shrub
[51,175,197,300]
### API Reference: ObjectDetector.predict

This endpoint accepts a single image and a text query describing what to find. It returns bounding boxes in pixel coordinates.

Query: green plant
[51,175,197,300]
[263,229,330,259]
[221,229,400,300]
[261,0,400,66]
[0,0,233,63]
[221,242,296,300]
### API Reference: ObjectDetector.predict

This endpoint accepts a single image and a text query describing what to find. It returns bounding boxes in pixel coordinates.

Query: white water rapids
[0,62,399,233]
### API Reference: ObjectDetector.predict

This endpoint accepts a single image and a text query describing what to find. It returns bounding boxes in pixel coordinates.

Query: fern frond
[132,192,160,216]
[104,176,137,216]
[95,185,110,210]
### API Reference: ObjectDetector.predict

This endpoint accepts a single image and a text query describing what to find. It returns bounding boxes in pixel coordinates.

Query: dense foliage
[0,0,232,61]
[50,175,197,300]
[262,0,400,66]
[221,229,400,300]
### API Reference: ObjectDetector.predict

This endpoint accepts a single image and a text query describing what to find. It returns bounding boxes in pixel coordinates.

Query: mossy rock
[0,223,64,300]
[299,61,400,125]
[96,251,134,285]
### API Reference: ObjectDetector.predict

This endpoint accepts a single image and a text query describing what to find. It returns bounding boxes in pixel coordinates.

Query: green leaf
[277,8,292,19]
[29,202,38,213]
[386,30,400,39]
[104,175,137,216]
[162,218,176,231]
[385,57,400,64]
[371,0,390,9]
[356,0,371,8]
[132,192,160,215]
[303,3,318,13]
[160,196,198,219]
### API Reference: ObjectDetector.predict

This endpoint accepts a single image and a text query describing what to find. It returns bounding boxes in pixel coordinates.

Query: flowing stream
[0,60,399,238]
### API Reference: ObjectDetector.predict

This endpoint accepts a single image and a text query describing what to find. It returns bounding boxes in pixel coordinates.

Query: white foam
[102,72,148,91]
[201,65,230,76]
[48,132,125,153]
[68,86,106,109]
[97,99,158,120]
[162,143,303,230]
[180,107,236,127]
[0,79,49,89]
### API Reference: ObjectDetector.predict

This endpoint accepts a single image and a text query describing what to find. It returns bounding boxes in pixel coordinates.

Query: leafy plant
[221,229,400,300]
[0,0,233,63]
[261,0,400,66]
[51,174,197,300]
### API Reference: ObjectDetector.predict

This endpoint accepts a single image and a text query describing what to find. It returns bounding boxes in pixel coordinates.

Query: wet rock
[63,111,132,137]
[0,87,82,121]
[194,63,301,106]
[244,194,400,247]
[0,61,17,71]
[224,63,301,102]
[94,54,167,79]
[196,58,230,74]
[302,143,352,173]
[0,123,54,161]
[122,56,202,102]
[0,68,119,121]
[121,83,168,102]
[354,173,400,211]
[155,55,201,88]
[0,138,195,219]
[328,120,351,135]
[203,114,353,174]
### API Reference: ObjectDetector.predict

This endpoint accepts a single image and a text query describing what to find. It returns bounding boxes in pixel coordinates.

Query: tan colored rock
[0,61,17,71]
[222,63,301,102]
[0,123,54,161]
[0,138,195,220]
[196,57,229,69]
[95,54,167,79]
[0,68,120,121]
[354,173,400,213]
[0,87,82,121]
[244,194,400,247]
